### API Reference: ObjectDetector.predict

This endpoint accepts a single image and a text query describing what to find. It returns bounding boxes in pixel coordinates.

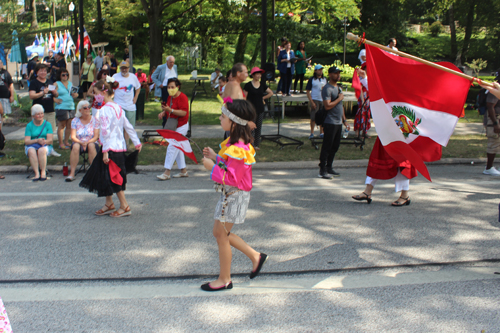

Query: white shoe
[157,174,171,180]
[483,167,500,176]
[172,172,188,178]
[50,149,61,157]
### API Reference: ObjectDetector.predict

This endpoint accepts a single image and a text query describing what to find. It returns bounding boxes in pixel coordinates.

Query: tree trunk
[148,9,163,68]
[234,31,248,64]
[460,0,476,64]
[52,2,56,26]
[217,43,224,67]
[30,0,38,30]
[449,4,457,60]
[201,35,210,67]
[249,37,261,67]
[96,0,103,35]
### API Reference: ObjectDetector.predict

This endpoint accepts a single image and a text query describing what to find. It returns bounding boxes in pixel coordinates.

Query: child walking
[201,99,268,291]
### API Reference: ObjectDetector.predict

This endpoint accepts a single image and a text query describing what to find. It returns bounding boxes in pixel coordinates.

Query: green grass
[0,135,487,166]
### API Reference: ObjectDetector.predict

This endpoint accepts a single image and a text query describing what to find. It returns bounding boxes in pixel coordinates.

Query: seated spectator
[210,68,222,91]
[25,105,54,181]
[218,76,227,95]
[66,100,99,182]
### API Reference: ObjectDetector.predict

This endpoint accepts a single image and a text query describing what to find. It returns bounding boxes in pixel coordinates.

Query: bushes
[429,21,443,37]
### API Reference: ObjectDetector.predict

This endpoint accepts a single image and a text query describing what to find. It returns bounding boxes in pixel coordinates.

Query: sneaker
[318,169,333,179]
[483,167,500,176]
[327,168,340,177]
[154,98,159,102]
[309,134,314,139]
[319,133,324,139]
[49,149,61,157]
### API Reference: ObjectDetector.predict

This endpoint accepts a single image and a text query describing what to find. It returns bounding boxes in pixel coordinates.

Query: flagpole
[347,33,495,88]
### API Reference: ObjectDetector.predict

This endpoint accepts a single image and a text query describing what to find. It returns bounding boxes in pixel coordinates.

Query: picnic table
[276,91,357,119]
[189,76,209,95]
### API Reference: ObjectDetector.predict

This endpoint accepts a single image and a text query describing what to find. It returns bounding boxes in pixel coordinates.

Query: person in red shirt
[156,78,190,180]
[135,68,148,100]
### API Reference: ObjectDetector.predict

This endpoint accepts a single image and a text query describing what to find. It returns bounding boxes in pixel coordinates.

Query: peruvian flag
[366,44,470,181]
[157,129,198,164]
[49,32,55,50]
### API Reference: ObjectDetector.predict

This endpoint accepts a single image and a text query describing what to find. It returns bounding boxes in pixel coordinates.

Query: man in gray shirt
[318,66,349,179]
[94,50,104,72]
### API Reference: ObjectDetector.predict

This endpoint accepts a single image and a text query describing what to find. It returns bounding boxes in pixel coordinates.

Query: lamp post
[342,14,349,65]
[69,2,75,36]
[46,6,52,33]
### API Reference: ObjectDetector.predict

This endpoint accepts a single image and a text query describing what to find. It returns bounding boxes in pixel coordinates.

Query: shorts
[71,142,99,153]
[56,109,76,122]
[43,112,56,132]
[25,144,51,156]
[0,98,12,115]
[214,187,251,224]
[486,116,500,154]
[82,81,92,93]
[124,109,136,127]
[308,100,323,121]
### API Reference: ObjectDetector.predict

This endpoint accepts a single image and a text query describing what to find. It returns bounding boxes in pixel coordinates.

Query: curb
[0,158,486,174]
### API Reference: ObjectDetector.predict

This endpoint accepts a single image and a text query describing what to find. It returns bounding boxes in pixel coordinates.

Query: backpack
[477,88,488,108]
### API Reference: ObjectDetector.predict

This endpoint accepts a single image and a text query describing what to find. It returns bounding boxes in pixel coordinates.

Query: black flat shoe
[392,196,410,206]
[201,281,233,291]
[250,253,268,279]
[352,192,372,204]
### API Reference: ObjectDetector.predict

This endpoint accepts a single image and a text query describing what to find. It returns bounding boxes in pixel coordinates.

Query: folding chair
[75,150,90,176]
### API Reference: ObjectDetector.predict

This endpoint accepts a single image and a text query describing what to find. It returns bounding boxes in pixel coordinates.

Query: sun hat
[29,52,39,60]
[250,67,265,77]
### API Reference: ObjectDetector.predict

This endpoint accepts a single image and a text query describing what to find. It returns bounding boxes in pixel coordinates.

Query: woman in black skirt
[80,78,142,217]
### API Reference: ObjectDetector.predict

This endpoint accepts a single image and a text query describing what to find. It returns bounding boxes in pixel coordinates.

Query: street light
[46,6,52,33]
[69,2,75,36]
[342,15,350,65]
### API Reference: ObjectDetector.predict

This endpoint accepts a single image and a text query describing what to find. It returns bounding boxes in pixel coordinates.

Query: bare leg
[99,195,114,212]
[68,143,80,178]
[310,120,315,135]
[27,148,40,178]
[162,169,171,176]
[64,119,72,146]
[394,190,410,204]
[209,220,234,287]
[354,184,374,199]
[38,147,47,178]
[115,191,129,213]
[487,153,496,169]
[228,233,261,271]
[180,168,187,174]
[87,143,97,165]
[320,125,324,135]
[57,121,65,147]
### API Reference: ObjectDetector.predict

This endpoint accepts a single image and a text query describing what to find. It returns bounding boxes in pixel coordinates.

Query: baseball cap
[328,66,342,74]
[314,64,323,70]
[119,61,130,68]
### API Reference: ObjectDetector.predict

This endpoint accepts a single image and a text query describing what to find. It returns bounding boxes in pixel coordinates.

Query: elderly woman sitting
[65,100,99,182]
[25,104,54,181]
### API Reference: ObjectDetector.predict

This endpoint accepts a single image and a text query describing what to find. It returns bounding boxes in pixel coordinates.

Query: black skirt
[79,150,127,197]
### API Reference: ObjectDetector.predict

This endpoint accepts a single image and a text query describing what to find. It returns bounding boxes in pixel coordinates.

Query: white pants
[365,169,410,193]
[164,123,188,170]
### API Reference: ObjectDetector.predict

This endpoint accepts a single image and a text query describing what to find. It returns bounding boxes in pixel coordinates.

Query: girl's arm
[123,116,142,151]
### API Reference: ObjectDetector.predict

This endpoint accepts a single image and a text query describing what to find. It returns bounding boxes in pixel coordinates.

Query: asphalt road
[1,164,499,332]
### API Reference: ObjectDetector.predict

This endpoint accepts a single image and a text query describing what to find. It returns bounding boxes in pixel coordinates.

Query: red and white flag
[157,129,198,164]
[366,44,470,181]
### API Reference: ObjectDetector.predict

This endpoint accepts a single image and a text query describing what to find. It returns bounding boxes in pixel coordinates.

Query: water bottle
[342,128,349,139]
[63,162,68,176]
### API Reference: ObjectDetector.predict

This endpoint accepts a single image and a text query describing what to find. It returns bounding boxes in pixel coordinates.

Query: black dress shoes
[201,281,233,291]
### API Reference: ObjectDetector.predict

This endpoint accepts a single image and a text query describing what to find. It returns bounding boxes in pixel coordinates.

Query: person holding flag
[350,38,471,206]
[156,78,190,180]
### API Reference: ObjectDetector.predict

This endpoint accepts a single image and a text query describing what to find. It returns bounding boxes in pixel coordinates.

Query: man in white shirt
[151,55,178,101]
[210,68,222,91]
[387,38,399,56]
[94,50,104,72]
[112,61,141,128]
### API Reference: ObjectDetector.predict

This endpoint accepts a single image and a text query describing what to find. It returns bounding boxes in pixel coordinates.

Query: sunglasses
[61,73,69,77]
[81,106,90,110]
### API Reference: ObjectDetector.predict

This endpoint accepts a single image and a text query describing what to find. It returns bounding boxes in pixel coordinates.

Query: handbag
[81,63,92,81]
[315,106,327,126]
[164,97,178,130]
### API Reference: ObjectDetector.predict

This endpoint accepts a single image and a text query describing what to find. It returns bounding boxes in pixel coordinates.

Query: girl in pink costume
[201,99,268,291]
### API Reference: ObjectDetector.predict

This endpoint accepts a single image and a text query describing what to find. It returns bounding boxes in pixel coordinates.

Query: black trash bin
[136,88,146,120]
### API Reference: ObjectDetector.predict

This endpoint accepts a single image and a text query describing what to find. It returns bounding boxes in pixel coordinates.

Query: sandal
[352,192,372,204]
[110,206,131,218]
[59,145,70,150]
[0,175,5,179]
[392,196,411,207]
[95,203,116,216]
